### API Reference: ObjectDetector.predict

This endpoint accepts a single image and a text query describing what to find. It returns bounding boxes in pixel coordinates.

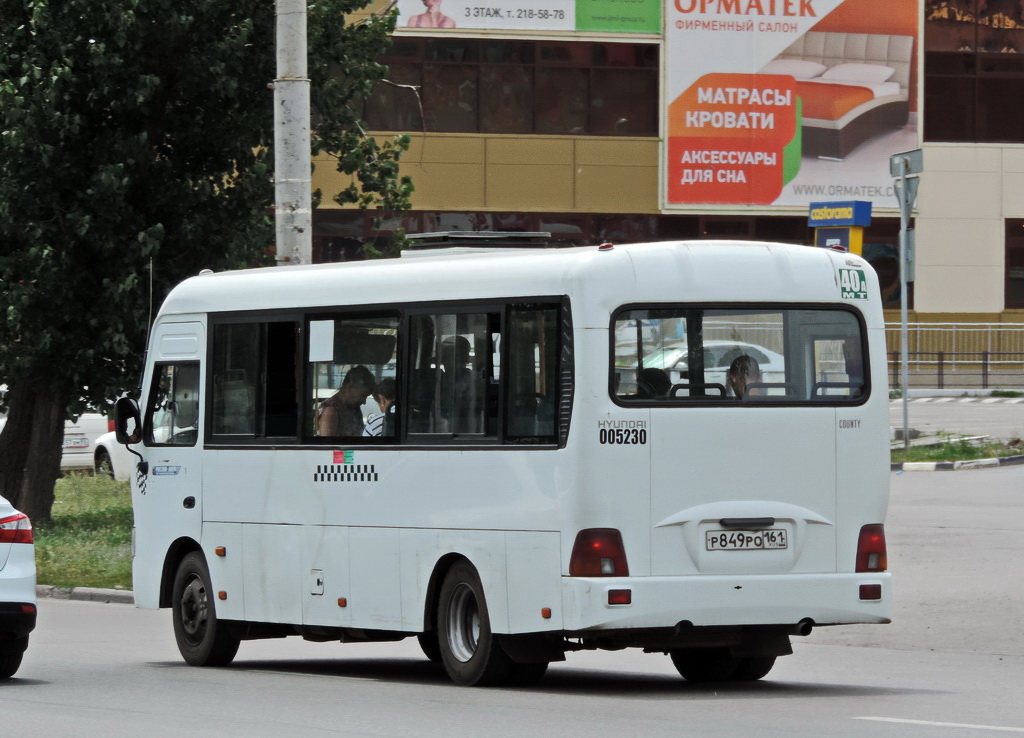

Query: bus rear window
[613,306,866,404]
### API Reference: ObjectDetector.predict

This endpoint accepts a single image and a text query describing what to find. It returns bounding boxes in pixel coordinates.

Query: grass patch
[35,473,133,590]
[891,436,1024,464]
[990,390,1023,398]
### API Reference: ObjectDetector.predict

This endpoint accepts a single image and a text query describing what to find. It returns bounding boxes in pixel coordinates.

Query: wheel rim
[179,573,209,645]
[96,452,112,477]
[446,582,480,663]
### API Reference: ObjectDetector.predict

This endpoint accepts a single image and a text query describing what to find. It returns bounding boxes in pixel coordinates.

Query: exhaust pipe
[790,618,814,637]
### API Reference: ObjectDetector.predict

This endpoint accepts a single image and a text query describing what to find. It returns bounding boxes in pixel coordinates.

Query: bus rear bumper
[560,572,891,633]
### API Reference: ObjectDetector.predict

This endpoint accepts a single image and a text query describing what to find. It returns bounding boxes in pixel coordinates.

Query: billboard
[663,0,919,212]
[395,0,661,33]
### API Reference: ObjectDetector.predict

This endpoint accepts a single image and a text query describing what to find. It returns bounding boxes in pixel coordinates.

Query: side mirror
[114,397,142,445]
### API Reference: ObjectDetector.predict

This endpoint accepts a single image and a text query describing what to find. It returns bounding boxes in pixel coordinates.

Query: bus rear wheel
[0,651,24,679]
[437,561,514,686]
[171,552,240,667]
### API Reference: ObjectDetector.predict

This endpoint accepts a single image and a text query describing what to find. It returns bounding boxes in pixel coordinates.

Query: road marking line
[856,717,1024,733]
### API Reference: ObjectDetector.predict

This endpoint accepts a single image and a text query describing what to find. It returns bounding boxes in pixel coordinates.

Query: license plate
[62,436,89,450]
[706,528,788,551]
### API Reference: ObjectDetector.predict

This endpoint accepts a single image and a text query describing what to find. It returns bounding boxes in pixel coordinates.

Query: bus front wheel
[171,552,240,667]
[436,561,514,686]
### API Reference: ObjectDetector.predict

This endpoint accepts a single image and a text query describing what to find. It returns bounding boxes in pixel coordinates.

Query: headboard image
[779,32,914,90]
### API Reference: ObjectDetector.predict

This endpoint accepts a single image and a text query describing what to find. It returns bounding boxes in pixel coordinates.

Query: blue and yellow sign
[808,201,871,255]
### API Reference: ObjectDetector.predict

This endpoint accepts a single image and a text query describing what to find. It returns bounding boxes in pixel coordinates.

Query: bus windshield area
[613,306,867,404]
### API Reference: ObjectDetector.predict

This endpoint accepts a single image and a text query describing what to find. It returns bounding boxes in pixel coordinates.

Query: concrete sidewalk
[36,585,134,605]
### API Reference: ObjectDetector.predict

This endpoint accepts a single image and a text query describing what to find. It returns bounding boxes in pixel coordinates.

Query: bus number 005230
[599,428,647,445]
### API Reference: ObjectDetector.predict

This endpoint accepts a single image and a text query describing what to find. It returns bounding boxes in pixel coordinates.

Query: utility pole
[890,149,922,450]
[274,0,312,265]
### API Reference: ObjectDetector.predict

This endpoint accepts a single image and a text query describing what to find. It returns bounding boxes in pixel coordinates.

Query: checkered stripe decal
[313,464,379,483]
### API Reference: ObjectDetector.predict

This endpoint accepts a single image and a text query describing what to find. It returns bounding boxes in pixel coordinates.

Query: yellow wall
[312,133,660,214]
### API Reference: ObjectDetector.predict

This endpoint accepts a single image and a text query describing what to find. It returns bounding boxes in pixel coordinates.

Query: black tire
[436,561,514,686]
[417,631,443,663]
[94,449,114,478]
[731,656,776,681]
[669,647,740,682]
[171,552,240,667]
[0,651,24,679]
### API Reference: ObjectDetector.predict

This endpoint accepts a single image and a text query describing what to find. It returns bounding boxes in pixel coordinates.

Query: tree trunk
[0,381,65,522]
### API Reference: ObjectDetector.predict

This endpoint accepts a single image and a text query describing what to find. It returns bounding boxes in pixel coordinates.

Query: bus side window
[408,311,497,438]
[145,363,200,446]
[308,314,399,439]
[211,321,300,438]
[506,306,559,442]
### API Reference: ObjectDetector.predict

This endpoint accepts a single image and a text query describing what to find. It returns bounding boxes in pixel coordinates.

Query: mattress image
[764,32,914,160]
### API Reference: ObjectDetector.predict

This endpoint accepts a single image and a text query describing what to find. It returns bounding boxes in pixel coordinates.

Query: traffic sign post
[892,150,922,450]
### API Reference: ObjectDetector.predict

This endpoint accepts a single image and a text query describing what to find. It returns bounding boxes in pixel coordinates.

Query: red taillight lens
[0,512,33,544]
[108,419,116,432]
[607,589,632,605]
[856,524,886,572]
[570,529,629,577]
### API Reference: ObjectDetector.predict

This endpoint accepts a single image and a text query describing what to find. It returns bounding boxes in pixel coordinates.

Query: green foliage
[0,0,411,414]
[35,474,133,589]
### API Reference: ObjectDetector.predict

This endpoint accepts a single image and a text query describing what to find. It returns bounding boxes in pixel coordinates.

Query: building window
[1006,220,1024,309]
[925,0,1024,142]
[364,38,658,137]
[315,210,903,265]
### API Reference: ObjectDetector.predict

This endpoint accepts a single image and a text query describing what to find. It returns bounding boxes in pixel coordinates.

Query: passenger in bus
[727,355,762,399]
[440,335,482,432]
[636,367,672,398]
[363,378,397,437]
[317,365,376,436]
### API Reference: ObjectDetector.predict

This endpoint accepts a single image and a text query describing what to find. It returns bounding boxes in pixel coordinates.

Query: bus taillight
[855,524,887,572]
[570,529,629,576]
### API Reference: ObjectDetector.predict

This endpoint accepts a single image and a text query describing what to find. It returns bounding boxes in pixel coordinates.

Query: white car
[0,411,112,474]
[93,430,136,482]
[0,495,36,679]
[61,413,113,473]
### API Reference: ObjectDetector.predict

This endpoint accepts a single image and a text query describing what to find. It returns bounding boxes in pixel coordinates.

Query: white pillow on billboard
[758,59,827,79]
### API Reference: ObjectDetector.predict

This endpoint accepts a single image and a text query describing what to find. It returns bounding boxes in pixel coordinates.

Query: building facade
[309,0,1024,326]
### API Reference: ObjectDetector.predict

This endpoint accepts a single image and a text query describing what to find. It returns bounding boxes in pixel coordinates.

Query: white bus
[116,240,891,686]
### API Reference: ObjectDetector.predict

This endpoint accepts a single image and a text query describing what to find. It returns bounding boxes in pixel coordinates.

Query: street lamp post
[274,0,312,265]
[891,149,922,450]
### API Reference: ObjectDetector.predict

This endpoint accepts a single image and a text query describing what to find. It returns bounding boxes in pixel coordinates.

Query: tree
[0,0,413,521]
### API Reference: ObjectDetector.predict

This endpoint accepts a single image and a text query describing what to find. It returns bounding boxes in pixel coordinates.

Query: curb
[891,453,1024,472]
[36,585,134,605]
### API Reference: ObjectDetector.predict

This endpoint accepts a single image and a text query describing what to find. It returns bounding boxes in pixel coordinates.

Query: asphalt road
[891,396,1024,442]
[6,466,1024,736]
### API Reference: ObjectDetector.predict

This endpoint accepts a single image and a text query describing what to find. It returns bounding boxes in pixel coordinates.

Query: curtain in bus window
[506,306,558,442]
[145,363,199,446]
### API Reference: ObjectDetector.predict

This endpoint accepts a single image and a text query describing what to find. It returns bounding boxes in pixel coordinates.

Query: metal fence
[885,323,1024,389]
